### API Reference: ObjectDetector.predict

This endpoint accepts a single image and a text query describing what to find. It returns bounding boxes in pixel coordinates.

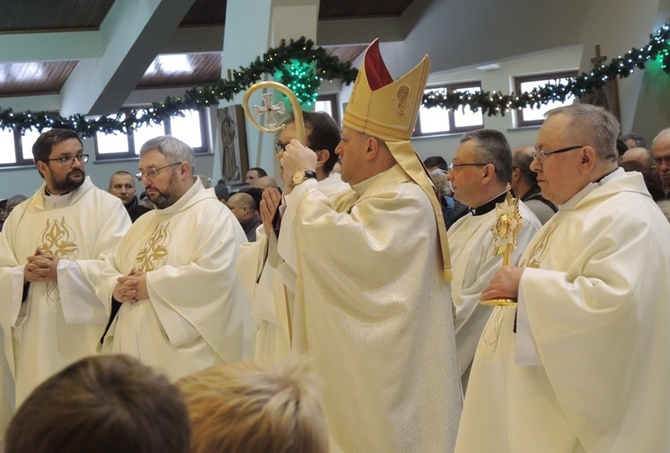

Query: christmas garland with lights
[0,37,357,137]
[0,25,669,135]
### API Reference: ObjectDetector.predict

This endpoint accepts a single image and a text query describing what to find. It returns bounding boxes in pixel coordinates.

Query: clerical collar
[43,187,76,210]
[595,166,624,185]
[471,191,507,216]
[44,186,71,196]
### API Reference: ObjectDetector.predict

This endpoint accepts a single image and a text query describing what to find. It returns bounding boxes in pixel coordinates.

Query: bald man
[227,192,261,242]
[255,175,278,190]
[652,128,670,196]
[620,147,655,169]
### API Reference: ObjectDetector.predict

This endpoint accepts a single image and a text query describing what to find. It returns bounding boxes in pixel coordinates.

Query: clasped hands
[24,248,59,283]
[113,268,149,304]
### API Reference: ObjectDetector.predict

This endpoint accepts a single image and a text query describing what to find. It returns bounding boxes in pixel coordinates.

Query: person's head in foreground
[177,357,328,453]
[5,355,190,453]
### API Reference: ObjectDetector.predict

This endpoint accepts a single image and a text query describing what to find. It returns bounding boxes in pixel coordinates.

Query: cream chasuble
[97,180,254,381]
[0,177,130,421]
[456,171,670,453]
[278,164,462,453]
[449,200,540,389]
[236,172,349,362]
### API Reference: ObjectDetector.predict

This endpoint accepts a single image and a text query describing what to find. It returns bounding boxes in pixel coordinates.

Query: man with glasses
[236,111,348,362]
[0,128,131,430]
[446,129,541,392]
[96,136,254,382]
[456,104,670,452]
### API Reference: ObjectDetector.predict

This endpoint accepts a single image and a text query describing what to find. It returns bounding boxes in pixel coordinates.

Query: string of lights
[0,25,668,136]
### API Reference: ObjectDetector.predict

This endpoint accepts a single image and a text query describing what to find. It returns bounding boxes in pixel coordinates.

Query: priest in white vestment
[447,129,540,390]
[276,40,462,452]
[0,129,130,433]
[97,136,254,381]
[456,104,670,452]
[236,112,348,362]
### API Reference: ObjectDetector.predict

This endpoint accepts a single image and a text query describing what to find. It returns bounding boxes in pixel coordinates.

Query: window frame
[314,94,339,125]
[93,106,209,161]
[514,70,578,127]
[414,81,484,137]
[0,131,32,167]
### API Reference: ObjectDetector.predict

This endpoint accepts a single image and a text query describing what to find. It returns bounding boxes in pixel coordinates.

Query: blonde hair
[177,357,329,453]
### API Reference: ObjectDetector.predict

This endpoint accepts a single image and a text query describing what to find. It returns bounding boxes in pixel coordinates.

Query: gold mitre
[343,40,452,281]
[343,39,429,141]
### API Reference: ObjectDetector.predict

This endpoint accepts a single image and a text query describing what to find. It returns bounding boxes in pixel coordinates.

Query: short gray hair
[545,104,619,161]
[460,129,513,184]
[140,136,195,173]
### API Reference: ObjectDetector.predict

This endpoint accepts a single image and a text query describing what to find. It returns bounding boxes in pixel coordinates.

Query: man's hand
[112,268,148,304]
[280,139,318,178]
[260,187,282,238]
[24,248,59,283]
[480,265,525,301]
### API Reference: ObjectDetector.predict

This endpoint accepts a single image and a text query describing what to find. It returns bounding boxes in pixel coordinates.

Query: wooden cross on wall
[591,45,607,66]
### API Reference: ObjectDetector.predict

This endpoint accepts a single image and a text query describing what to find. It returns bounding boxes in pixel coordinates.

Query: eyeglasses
[449,162,489,171]
[135,162,181,181]
[46,153,89,167]
[532,145,584,161]
[275,141,287,154]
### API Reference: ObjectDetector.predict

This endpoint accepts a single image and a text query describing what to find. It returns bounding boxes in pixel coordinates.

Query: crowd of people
[1,39,670,452]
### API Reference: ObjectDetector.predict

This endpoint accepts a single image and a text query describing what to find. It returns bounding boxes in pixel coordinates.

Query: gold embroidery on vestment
[37,217,79,303]
[520,222,558,269]
[135,223,171,272]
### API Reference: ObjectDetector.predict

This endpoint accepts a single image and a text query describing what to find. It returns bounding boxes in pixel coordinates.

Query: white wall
[356,44,585,165]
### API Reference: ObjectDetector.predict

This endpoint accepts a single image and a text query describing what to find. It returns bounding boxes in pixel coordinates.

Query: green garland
[0,25,669,135]
[0,37,357,137]
[424,24,670,116]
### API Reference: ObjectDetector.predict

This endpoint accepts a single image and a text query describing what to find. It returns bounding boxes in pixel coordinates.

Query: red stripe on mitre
[364,40,393,91]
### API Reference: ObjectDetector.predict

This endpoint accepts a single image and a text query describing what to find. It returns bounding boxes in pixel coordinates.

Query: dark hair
[214,182,230,201]
[423,156,449,172]
[248,167,267,177]
[616,138,628,157]
[300,111,341,173]
[5,355,191,453]
[619,132,647,149]
[237,186,263,210]
[32,129,82,163]
[460,129,513,184]
[512,149,538,188]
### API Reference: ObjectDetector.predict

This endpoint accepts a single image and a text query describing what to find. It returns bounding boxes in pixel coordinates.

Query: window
[515,71,578,127]
[95,107,208,160]
[315,94,339,125]
[414,82,484,137]
[0,127,51,167]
